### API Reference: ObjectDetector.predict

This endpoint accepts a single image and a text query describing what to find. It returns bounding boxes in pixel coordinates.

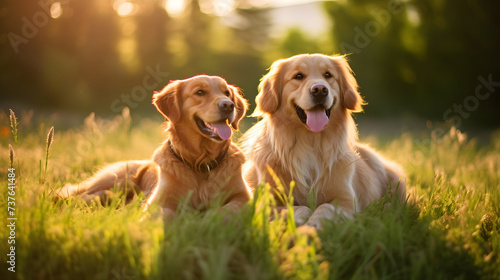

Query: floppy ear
[228,85,248,130]
[331,56,365,112]
[255,59,287,115]
[152,80,182,123]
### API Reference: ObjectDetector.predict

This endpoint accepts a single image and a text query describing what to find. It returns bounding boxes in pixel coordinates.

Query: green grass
[1,111,499,280]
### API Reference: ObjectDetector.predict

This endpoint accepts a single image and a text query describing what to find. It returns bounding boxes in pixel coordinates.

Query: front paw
[139,205,175,222]
[81,190,114,206]
[304,216,324,230]
[294,206,313,226]
[304,204,355,230]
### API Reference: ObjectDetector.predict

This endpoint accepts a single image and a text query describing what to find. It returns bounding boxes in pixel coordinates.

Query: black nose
[310,84,329,102]
[218,100,235,114]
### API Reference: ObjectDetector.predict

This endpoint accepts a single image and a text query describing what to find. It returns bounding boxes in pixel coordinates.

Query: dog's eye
[196,90,205,96]
[294,73,304,80]
[325,72,332,78]
[224,90,230,97]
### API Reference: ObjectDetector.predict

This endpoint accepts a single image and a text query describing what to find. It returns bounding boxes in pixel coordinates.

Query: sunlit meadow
[1,110,499,280]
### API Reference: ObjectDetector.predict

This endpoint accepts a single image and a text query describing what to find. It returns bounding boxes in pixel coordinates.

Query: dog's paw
[294,206,313,226]
[304,204,355,229]
[304,217,324,230]
[139,205,174,222]
[81,190,114,206]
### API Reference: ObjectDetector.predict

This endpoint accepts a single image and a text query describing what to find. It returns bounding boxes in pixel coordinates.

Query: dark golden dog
[58,75,251,216]
[143,75,250,217]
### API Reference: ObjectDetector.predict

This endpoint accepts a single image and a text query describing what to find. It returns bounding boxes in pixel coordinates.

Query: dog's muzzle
[310,84,329,105]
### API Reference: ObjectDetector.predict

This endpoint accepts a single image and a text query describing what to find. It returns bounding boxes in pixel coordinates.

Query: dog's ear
[228,85,248,130]
[331,56,365,112]
[255,59,287,115]
[152,80,182,123]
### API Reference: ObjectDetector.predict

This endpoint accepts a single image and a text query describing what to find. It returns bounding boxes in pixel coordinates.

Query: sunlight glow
[50,2,62,19]
[115,1,137,17]
[163,0,187,18]
[214,0,235,16]
[406,6,421,26]
[200,0,235,16]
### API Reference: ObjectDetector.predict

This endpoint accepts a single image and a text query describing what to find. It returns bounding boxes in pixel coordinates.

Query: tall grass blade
[39,159,42,183]
[9,109,18,144]
[9,144,15,169]
[307,188,317,211]
[122,107,131,135]
[41,126,55,183]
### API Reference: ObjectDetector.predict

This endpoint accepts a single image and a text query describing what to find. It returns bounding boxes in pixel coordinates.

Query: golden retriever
[241,54,406,229]
[142,75,250,217]
[58,75,251,216]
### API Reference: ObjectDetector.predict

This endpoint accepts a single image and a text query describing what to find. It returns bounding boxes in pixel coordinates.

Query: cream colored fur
[242,54,406,229]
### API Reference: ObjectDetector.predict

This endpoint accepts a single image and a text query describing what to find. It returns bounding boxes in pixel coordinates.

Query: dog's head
[153,75,248,141]
[255,54,364,132]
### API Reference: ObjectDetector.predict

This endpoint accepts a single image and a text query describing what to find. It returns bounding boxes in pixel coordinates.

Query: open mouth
[295,105,332,132]
[195,116,232,141]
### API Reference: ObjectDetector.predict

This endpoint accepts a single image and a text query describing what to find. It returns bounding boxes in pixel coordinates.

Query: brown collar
[168,140,228,173]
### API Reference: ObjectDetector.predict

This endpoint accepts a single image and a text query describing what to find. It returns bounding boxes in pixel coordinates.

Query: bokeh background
[1,0,499,135]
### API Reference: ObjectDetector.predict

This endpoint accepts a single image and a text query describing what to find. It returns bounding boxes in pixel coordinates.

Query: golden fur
[241,54,406,229]
[56,160,158,204]
[142,75,250,217]
[58,75,251,216]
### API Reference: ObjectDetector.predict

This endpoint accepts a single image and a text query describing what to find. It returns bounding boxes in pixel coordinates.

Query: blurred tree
[1,0,498,130]
[0,0,271,117]
[279,27,326,58]
[0,0,50,106]
[182,0,213,76]
[0,0,124,111]
[136,1,171,68]
[230,6,271,54]
[216,5,273,109]
[324,0,500,128]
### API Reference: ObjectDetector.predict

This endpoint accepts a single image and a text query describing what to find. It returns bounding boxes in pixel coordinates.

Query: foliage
[324,0,500,127]
[1,0,498,129]
[0,0,269,114]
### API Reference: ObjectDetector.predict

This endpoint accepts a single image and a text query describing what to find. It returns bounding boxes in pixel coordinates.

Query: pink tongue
[211,122,232,140]
[305,110,329,132]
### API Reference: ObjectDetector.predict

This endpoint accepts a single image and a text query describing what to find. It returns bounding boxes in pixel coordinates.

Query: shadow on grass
[318,192,480,280]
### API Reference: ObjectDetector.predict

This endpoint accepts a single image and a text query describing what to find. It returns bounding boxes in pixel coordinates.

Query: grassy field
[1,110,499,280]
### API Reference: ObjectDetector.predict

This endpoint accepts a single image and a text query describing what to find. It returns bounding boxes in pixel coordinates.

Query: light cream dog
[241,54,406,229]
